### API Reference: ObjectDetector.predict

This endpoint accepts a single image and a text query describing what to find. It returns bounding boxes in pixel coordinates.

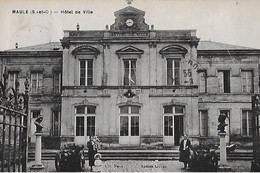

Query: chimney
[77,23,80,31]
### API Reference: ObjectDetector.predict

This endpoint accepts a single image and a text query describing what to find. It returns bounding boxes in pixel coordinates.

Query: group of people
[86,134,192,171]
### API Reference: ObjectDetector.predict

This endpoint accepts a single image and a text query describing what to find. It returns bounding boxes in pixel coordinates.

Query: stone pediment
[72,45,100,56]
[159,45,188,57]
[114,6,145,17]
[110,6,149,31]
[116,45,144,57]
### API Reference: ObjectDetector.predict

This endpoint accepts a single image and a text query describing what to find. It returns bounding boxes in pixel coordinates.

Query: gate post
[22,78,30,172]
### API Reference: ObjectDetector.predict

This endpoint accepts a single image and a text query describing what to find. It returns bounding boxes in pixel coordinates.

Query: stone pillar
[30,133,44,171]
[218,133,231,171]
[219,133,227,166]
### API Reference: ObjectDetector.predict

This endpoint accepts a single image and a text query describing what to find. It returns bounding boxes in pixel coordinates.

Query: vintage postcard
[0,0,259,172]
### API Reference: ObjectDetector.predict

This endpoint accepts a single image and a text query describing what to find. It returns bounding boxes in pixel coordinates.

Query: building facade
[1,5,260,148]
[0,43,62,148]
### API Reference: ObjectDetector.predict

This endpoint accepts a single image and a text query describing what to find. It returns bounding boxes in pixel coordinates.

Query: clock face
[126,19,134,27]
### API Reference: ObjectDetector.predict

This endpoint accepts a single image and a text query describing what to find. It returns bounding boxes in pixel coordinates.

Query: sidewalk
[28,159,252,172]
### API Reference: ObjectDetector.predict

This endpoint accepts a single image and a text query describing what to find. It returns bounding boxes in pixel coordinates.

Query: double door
[163,115,184,145]
[119,115,140,145]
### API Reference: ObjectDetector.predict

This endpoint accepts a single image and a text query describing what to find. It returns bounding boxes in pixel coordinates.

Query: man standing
[179,135,191,169]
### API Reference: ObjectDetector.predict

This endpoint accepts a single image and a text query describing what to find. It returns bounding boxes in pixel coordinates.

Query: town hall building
[0,5,259,148]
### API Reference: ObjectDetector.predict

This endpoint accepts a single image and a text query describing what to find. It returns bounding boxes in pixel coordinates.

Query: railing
[0,106,27,172]
[0,67,29,172]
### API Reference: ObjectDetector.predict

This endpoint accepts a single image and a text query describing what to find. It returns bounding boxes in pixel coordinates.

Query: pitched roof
[5,42,62,52]
[197,40,255,50]
[3,40,257,52]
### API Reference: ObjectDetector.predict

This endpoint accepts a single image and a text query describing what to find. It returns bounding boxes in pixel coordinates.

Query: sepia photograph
[0,0,260,172]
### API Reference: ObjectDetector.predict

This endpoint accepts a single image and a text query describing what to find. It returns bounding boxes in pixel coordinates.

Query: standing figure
[87,135,98,171]
[179,135,191,169]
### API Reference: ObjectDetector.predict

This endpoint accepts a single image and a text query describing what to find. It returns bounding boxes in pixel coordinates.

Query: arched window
[119,105,140,145]
[163,105,185,145]
[75,105,96,137]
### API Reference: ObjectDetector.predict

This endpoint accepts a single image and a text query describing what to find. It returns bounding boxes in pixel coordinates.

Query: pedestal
[30,133,44,171]
[218,133,231,171]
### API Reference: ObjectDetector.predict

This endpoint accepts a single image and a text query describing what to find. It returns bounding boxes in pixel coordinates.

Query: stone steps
[28,150,253,161]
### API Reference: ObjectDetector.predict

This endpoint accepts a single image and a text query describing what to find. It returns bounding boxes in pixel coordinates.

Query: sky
[0,0,260,50]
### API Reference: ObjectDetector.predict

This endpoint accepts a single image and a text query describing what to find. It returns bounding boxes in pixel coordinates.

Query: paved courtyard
[28,160,251,172]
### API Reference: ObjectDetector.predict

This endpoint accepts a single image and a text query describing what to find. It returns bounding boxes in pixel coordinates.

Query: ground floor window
[52,111,61,137]
[120,105,140,137]
[242,110,252,136]
[199,110,208,136]
[75,105,96,137]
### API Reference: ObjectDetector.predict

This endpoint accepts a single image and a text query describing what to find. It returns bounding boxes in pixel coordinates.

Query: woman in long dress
[179,135,191,169]
[87,135,98,171]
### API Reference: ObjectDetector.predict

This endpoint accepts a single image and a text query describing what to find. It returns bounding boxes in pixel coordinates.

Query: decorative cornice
[198,49,260,56]
[159,45,188,58]
[73,99,99,107]
[0,51,62,57]
[117,100,143,107]
[116,45,144,58]
[72,45,100,56]
[162,99,187,106]
[62,85,198,90]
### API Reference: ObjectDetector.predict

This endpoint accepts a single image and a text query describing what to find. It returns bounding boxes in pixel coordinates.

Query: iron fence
[0,68,29,172]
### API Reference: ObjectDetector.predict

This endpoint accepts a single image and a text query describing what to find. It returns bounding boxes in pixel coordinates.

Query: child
[94,153,103,172]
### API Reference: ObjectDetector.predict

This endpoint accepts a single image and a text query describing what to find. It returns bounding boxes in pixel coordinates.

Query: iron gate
[0,69,29,172]
[251,94,260,171]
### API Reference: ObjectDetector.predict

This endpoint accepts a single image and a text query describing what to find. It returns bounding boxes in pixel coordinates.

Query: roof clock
[125,19,134,27]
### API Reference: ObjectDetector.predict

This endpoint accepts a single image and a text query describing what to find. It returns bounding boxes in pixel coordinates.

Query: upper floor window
[198,70,207,93]
[218,70,230,93]
[31,72,43,94]
[8,71,19,89]
[241,70,253,93]
[123,60,136,86]
[167,59,180,85]
[53,72,61,94]
[80,59,93,86]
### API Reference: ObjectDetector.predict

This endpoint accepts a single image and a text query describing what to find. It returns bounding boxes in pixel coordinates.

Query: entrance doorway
[163,105,185,145]
[174,116,184,145]
[119,105,140,145]
[74,105,96,145]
